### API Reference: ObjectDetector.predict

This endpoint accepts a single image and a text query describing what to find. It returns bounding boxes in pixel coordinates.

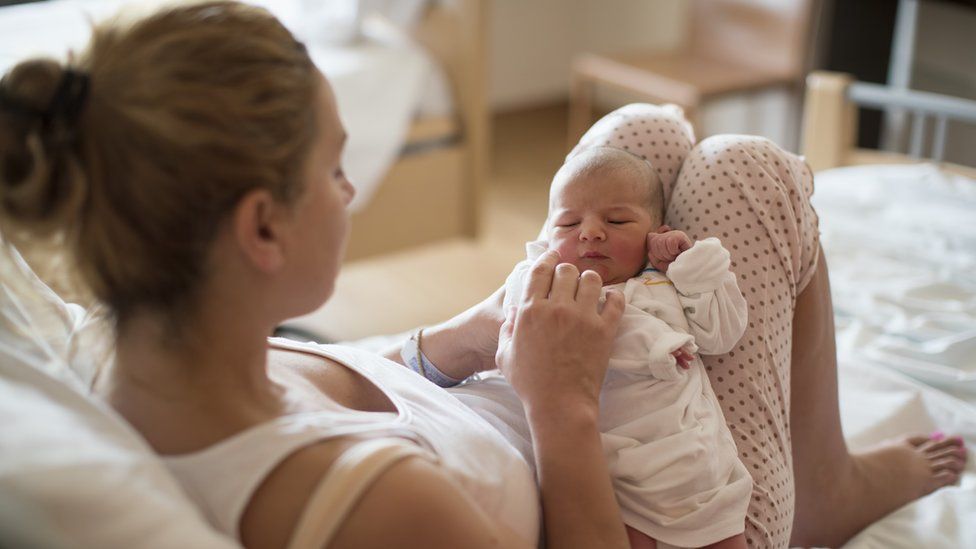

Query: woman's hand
[495,250,625,418]
[647,225,692,273]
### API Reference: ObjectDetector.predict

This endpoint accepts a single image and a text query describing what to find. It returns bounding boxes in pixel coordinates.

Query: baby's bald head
[550,147,665,226]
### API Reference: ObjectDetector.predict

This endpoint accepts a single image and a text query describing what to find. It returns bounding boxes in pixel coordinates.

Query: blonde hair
[0,1,317,326]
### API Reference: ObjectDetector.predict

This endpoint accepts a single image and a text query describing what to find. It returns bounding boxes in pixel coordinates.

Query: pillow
[0,243,237,548]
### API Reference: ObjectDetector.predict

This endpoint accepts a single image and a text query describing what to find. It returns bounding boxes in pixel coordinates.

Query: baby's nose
[579,221,606,241]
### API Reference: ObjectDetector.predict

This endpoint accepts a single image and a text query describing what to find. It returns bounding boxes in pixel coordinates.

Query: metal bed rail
[849,81,976,162]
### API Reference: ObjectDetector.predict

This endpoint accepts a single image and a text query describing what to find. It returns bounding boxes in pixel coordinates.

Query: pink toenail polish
[931,431,945,440]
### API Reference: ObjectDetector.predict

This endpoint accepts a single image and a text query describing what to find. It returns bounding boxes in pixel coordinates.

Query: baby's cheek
[549,236,576,263]
[612,241,649,275]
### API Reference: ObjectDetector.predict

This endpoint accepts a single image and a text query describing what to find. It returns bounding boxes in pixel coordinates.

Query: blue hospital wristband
[401,328,464,388]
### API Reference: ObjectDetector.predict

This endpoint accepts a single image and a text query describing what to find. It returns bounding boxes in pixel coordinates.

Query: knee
[681,134,812,208]
[688,134,780,168]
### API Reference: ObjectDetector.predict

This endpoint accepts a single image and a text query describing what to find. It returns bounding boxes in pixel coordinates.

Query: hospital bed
[799,71,976,547]
[0,0,488,267]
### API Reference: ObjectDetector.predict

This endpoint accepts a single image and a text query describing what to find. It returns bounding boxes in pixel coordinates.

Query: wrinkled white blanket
[813,164,976,548]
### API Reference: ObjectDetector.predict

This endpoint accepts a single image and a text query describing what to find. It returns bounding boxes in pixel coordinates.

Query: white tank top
[163,338,540,547]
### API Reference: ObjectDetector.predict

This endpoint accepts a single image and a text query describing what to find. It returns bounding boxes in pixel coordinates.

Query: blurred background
[1,0,974,342]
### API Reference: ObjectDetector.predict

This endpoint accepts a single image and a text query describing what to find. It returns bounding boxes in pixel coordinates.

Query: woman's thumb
[601,290,625,326]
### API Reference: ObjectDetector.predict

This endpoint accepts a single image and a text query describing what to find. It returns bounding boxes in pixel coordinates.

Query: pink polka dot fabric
[567,103,696,206]
[571,106,820,547]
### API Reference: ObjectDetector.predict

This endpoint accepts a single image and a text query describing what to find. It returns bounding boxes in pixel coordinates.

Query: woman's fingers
[600,289,625,326]
[576,269,603,305]
[523,250,559,302]
[550,262,581,301]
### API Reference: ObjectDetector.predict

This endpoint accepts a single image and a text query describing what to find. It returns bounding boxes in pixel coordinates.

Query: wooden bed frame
[343,0,489,261]
[801,71,976,179]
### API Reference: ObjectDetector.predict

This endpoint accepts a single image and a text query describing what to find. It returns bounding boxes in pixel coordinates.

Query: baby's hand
[646,225,692,273]
[672,348,694,370]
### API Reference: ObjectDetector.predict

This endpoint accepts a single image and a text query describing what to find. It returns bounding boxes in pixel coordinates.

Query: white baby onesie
[497,237,753,547]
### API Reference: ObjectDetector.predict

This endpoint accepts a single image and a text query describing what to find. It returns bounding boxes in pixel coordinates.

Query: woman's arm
[239,440,533,549]
[381,285,506,380]
[496,251,630,549]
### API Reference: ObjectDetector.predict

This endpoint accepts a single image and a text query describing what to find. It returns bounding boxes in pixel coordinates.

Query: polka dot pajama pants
[665,135,820,547]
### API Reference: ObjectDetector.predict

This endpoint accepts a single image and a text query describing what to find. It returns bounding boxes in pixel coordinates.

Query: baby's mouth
[581,251,609,259]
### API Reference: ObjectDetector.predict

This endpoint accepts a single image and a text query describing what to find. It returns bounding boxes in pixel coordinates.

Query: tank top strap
[164,413,421,538]
[286,437,436,549]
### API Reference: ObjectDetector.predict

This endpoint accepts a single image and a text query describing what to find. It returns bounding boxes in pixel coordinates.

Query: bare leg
[625,526,746,549]
[626,525,657,549]
[704,533,748,549]
[789,247,967,547]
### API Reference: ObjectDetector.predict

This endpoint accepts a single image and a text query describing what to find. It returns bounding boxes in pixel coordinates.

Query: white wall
[489,0,686,111]
[488,0,798,150]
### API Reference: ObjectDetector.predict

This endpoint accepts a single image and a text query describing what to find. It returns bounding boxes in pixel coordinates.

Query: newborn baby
[503,143,752,548]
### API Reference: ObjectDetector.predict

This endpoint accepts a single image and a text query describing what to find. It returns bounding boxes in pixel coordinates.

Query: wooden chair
[568,0,818,145]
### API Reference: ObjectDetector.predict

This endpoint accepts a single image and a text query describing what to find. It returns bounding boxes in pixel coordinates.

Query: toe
[931,456,965,474]
[929,446,966,462]
[933,469,960,487]
[921,437,965,453]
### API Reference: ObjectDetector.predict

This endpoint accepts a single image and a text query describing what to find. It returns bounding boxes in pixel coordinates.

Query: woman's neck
[108,305,286,420]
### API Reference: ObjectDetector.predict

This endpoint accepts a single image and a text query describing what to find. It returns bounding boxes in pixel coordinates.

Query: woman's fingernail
[931,431,945,440]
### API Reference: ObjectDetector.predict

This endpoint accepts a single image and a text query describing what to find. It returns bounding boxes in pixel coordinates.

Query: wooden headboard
[802,71,976,179]
[410,0,489,238]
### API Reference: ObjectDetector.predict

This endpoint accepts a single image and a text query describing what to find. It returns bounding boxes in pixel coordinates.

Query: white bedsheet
[813,164,976,548]
[305,18,453,212]
[0,0,453,213]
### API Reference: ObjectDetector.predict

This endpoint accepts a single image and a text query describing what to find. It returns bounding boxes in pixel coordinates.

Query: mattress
[812,163,976,547]
[0,0,457,213]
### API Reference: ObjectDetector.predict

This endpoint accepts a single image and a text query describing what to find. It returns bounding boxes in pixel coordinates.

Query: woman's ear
[231,189,288,273]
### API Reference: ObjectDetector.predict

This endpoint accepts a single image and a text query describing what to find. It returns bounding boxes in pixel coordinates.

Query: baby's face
[547,169,656,285]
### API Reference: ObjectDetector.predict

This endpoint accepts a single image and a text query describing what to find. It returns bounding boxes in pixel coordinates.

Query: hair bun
[0,59,88,236]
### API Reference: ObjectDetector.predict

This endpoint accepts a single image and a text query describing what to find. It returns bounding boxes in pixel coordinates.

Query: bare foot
[796,433,967,547]
[852,434,967,502]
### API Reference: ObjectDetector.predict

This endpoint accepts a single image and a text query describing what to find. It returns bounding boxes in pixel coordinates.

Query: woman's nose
[342,178,356,205]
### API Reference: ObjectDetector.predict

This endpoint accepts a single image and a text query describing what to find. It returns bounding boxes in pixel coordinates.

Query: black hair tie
[0,68,90,129]
[44,69,90,128]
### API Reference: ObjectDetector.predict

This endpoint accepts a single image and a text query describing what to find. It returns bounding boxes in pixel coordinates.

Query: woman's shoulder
[240,436,527,549]
[237,435,361,548]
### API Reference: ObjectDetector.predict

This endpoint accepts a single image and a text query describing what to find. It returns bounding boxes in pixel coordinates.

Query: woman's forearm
[528,404,630,549]
[382,288,504,379]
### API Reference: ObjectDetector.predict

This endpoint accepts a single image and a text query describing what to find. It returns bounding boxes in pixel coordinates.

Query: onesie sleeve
[666,238,747,355]
[502,240,549,311]
[610,280,696,380]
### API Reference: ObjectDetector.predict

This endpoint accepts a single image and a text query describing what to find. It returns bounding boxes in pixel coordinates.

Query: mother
[0,2,963,548]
